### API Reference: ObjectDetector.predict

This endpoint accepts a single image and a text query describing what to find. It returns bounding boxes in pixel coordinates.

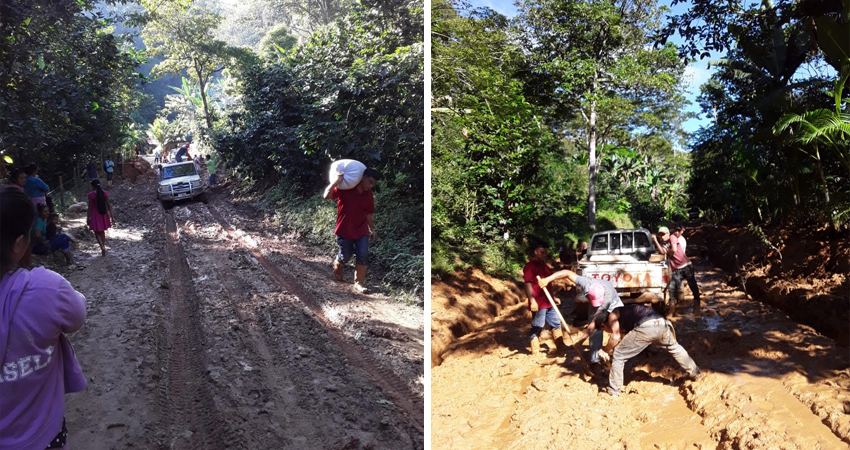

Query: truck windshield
[162,164,196,180]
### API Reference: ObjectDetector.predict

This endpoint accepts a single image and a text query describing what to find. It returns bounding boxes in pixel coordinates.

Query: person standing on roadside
[522,241,567,355]
[85,160,98,181]
[323,168,381,294]
[652,226,701,316]
[0,186,88,450]
[205,154,218,186]
[87,179,114,256]
[104,155,115,188]
[538,269,625,364]
[673,225,687,255]
[6,168,26,190]
[23,164,50,207]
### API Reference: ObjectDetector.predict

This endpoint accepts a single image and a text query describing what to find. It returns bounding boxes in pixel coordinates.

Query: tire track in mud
[182,216,315,448]
[203,202,425,431]
[156,210,239,450]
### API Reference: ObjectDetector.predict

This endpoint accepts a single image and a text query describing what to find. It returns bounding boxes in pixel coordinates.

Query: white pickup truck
[573,228,670,305]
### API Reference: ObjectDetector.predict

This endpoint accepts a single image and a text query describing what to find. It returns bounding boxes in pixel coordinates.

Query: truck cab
[157,161,207,206]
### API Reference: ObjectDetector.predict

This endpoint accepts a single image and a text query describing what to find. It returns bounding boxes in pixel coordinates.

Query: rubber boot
[353,264,368,293]
[333,260,344,282]
[552,328,567,350]
[530,336,540,355]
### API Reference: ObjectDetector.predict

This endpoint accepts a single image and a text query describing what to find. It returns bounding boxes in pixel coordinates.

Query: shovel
[537,276,598,377]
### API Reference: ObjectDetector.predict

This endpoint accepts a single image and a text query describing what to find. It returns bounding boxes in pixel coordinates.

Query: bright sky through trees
[467,0,722,135]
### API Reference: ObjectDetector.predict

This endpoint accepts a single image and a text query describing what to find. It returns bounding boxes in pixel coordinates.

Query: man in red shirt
[324,168,381,293]
[523,241,566,354]
[652,226,701,316]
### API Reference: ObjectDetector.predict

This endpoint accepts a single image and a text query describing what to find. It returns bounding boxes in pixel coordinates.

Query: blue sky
[467,0,721,135]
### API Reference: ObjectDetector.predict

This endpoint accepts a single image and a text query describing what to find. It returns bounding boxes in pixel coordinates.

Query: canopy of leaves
[1,0,143,184]
[215,0,424,190]
[685,0,850,227]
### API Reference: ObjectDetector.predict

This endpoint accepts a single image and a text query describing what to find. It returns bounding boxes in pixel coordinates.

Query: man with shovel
[538,269,624,365]
[523,241,568,354]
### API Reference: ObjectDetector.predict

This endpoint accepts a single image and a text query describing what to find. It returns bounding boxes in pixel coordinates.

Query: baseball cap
[587,284,605,307]
[658,226,670,235]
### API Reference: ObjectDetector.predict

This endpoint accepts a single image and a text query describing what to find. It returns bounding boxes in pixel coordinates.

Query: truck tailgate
[576,261,668,303]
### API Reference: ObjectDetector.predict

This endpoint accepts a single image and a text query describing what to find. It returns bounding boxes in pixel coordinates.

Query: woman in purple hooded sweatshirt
[0,186,87,449]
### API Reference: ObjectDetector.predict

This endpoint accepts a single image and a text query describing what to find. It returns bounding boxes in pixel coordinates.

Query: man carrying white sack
[323,166,382,293]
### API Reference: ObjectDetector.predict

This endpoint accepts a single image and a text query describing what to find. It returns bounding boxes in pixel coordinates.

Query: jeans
[336,235,369,266]
[33,234,71,255]
[530,307,561,339]
[608,318,700,396]
[209,173,216,186]
[669,264,700,309]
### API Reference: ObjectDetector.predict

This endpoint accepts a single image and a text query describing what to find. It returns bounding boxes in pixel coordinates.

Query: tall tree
[515,0,688,229]
[0,0,141,179]
[140,1,237,131]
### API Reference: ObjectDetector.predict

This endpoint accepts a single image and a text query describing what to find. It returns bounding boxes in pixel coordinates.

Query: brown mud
[40,167,423,449]
[431,242,849,449]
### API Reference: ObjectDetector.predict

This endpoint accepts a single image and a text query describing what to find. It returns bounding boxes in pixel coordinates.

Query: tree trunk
[197,67,213,131]
[587,98,598,231]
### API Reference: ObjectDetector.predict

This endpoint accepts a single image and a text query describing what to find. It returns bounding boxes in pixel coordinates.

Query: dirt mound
[430,269,524,366]
[688,223,849,346]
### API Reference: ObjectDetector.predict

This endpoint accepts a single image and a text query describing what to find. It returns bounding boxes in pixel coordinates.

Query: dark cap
[363,168,382,181]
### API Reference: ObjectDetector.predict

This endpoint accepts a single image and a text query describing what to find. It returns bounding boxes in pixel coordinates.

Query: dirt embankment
[687,223,849,346]
[430,270,525,367]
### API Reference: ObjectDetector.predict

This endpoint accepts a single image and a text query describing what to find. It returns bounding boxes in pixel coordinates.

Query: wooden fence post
[59,176,65,210]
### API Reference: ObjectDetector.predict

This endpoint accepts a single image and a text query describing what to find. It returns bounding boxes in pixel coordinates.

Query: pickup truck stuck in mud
[573,228,670,306]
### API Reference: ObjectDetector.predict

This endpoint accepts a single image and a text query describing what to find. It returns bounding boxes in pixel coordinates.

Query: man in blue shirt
[104,156,115,187]
[23,164,50,207]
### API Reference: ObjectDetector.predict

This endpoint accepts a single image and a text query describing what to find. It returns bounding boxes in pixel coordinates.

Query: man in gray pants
[595,304,701,397]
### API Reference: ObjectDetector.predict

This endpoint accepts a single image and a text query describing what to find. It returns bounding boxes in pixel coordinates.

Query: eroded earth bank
[431,229,849,450]
[43,173,423,450]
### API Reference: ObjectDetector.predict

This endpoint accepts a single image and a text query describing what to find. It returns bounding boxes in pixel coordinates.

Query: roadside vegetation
[431,0,849,278]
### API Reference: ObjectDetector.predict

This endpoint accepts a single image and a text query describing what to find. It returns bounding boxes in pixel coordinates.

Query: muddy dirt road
[48,175,423,449]
[431,262,850,449]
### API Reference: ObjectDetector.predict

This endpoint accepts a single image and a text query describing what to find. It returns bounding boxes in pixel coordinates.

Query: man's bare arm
[538,269,578,288]
[323,171,345,199]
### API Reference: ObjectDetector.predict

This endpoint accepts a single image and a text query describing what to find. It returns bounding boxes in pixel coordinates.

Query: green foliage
[215,0,424,189]
[257,24,298,61]
[747,221,784,261]
[686,0,850,227]
[515,0,691,229]
[0,0,143,184]
[140,1,254,132]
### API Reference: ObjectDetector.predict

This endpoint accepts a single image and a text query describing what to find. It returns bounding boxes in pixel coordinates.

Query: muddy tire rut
[156,212,235,449]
